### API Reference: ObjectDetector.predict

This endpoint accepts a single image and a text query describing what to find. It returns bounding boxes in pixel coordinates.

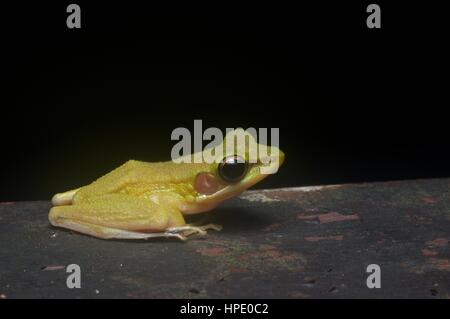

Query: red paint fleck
[421,249,438,257]
[259,244,277,250]
[319,212,360,224]
[304,235,344,242]
[229,267,247,274]
[377,239,385,244]
[263,250,283,258]
[289,291,308,298]
[422,197,438,204]
[296,215,318,221]
[235,249,302,265]
[428,258,450,271]
[196,247,227,257]
[426,238,448,247]
[405,214,433,225]
[297,212,359,224]
[41,265,66,271]
[237,250,283,261]
[262,223,282,231]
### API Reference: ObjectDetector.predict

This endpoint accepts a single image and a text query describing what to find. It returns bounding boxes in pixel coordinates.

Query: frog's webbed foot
[166,223,222,238]
[197,223,223,232]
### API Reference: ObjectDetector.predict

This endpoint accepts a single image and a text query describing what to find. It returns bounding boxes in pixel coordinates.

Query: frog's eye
[218,155,248,183]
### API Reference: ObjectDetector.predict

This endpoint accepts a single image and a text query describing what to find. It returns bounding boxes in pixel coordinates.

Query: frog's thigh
[49,194,186,239]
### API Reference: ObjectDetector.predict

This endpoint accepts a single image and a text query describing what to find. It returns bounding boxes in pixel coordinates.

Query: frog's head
[180,129,284,214]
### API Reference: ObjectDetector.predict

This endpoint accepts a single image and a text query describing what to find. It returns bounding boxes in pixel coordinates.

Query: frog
[49,129,284,240]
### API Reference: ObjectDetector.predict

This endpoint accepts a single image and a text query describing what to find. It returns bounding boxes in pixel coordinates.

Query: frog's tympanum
[49,130,284,240]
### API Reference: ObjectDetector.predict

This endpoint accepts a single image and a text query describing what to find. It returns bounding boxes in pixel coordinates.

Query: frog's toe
[160,233,187,241]
[198,223,222,232]
[166,225,208,238]
[165,223,222,238]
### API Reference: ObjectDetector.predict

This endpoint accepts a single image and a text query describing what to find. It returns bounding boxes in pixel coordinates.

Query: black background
[2,1,448,201]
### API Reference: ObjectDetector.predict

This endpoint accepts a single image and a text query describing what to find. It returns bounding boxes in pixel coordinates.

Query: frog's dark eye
[218,155,248,183]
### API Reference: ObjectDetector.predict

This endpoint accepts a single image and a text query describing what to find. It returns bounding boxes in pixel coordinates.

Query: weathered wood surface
[1,178,450,298]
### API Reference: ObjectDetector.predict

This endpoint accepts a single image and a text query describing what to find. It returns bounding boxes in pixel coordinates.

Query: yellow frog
[49,130,284,240]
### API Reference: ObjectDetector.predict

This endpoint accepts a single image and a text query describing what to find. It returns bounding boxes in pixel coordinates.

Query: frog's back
[73,160,212,202]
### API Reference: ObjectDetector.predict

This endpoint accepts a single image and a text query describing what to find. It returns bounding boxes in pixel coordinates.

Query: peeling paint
[405,214,433,225]
[40,265,65,271]
[236,249,303,267]
[428,258,450,272]
[229,267,248,274]
[196,247,228,257]
[403,257,450,275]
[259,244,277,250]
[272,185,341,193]
[289,291,308,298]
[248,184,343,203]
[426,238,448,247]
[262,222,282,232]
[304,235,344,242]
[421,249,438,257]
[422,197,438,204]
[239,192,280,203]
[3,178,450,298]
[297,212,359,224]
[192,238,306,276]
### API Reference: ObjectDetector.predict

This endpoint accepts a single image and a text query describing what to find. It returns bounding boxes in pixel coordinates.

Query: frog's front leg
[52,187,81,206]
[49,194,191,240]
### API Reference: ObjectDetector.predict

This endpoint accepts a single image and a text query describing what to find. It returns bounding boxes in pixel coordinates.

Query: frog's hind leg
[51,218,187,240]
[49,194,187,240]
